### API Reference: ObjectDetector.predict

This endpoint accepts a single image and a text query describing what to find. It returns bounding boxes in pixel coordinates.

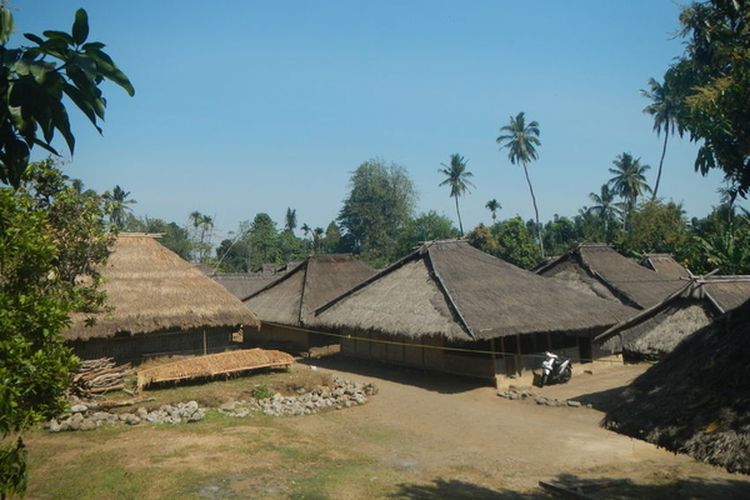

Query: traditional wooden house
[313,240,635,381]
[66,234,260,362]
[242,255,376,354]
[535,244,687,309]
[594,276,750,361]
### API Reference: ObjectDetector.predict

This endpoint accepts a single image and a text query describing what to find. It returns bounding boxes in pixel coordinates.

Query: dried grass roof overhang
[642,253,691,279]
[602,298,750,474]
[314,240,637,341]
[535,244,687,309]
[594,275,750,345]
[242,255,376,327]
[66,234,260,341]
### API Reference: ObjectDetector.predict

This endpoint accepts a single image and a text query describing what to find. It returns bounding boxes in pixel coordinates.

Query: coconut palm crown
[496,111,545,256]
[641,77,683,200]
[438,153,475,236]
[485,198,502,221]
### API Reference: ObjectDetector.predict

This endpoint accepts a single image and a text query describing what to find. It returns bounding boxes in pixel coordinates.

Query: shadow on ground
[572,385,629,413]
[390,474,750,499]
[296,354,489,394]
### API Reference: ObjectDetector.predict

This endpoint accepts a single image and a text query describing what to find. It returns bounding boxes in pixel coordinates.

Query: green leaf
[82,41,105,50]
[50,102,76,153]
[42,30,74,45]
[62,83,100,131]
[29,61,55,84]
[32,138,60,157]
[23,33,44,45]
[0,6,14,44]
[72,9,89,45]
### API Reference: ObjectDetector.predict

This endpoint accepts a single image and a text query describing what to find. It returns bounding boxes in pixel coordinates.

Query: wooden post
[546,332,552,351]
[516,334,522,376]
[203,330,207,355]
[490,338,497,380]
[500,336,508,376]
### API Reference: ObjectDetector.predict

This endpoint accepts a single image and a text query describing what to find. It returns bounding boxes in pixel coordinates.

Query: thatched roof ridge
[242,254,375,327]
[66,234,260,341]
[536,243,686,309]
[603,299,750,474]
[315,240,636,340]
[642,253,691,279]
[594,275,750,344]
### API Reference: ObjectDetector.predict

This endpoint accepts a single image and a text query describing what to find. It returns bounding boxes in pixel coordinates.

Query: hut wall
[69,326,237,363]
[244,323,311,353]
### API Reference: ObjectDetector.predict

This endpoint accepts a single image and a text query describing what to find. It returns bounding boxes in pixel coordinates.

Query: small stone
[219,400,237,411]
[80,419,97,431]
[567,400,582,407]
[136,407,149,418]
[70,404,88,413]
[545,400,558,407]
[586,403,593,409]
[48,419,62,433]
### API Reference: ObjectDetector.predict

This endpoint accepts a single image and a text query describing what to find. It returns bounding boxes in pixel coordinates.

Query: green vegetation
[438,153,475,236]
[496,112,545,256]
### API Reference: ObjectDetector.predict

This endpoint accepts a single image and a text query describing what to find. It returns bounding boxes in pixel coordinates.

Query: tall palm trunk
[652,133,669,200]
[522,162,544,257]
[454,196,464,236]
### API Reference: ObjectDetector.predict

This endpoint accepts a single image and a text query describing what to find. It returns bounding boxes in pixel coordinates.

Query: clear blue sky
[17,1,745,241]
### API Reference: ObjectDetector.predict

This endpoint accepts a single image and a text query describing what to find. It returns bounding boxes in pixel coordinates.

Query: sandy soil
[289,357,750,496]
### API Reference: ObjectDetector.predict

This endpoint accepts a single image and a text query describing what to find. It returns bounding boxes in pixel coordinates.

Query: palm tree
[104,185,136,229]
[641,77,682,200]
[608,153,652,230]
[485,199,501,221]
[313,227,325,253]
[285,207,297,233]
[588,184,625,240]
[438,153,475,236]
[300,223,311,239]
[496,112,545,256]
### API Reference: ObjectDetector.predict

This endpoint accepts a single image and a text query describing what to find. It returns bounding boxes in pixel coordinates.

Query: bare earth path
[289,357,750,497]
[24,357,750,498]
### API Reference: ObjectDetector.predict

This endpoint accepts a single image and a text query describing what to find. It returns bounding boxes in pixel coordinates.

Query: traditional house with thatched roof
[313,240,635,381]
[66,234,260,362]
[535,244,687,309]
[602,298,750,474]
[209,273,278,300]
[242,255,376,353]
[641,253,691,279]
[594,276,750,361]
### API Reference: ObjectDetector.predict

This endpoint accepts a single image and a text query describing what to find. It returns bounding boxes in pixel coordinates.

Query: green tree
[664,0,750,198]
[621,200,689,256]
[321,221,344,254]
[608,153,652,229]
[485,198,501,221]
[284,208,297,233]
[438,153,474,236]
[685,204,750,275]
[543,215,579,257]
[588,184,625,241]
[496,112,545,256]
[124,215,192,260]
[1,161,112,497]
[188,211,214,262]
[300,223,311,239]
[0,7,133,188]
[247,213,280,271]
[102,185,136,229]
[396,211,459,257]
[338,158,417,266]
[641,77,683,199]
[312,227,325,254]
[467,217,542,270]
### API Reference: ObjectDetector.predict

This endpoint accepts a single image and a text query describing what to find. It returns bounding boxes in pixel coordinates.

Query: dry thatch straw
[536,244,688,309]
[603,298,750,474]
[314,240,636,341]
[243,254,375,327]
[136,348,294,389]
[595,276,750,360]
[66,234,260,340]
[642,253,691,279]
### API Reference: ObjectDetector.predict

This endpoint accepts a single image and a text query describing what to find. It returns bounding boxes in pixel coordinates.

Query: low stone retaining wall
[497,385,593,409]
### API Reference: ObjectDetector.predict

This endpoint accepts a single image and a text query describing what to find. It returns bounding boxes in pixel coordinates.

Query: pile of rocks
[47,401,205,432]
[497,385,592,409]
[219,376,378,418]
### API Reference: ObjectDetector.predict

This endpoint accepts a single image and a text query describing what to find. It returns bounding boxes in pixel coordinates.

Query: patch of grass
[252,383,273,399]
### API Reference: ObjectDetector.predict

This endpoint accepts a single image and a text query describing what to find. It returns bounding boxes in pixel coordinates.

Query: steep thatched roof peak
[242,254,376,327]
[536,243,687,309]
[314,240,636,341]
[66,233,260,341]
[642,253,691,279]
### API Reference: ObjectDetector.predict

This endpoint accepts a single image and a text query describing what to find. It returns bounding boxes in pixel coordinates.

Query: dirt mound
[603,299,750,474]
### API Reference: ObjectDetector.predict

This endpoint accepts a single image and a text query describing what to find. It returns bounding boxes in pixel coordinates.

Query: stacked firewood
[73,357,132,396]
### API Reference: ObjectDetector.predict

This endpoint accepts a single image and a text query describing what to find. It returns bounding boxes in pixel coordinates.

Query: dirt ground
[24,356,750,498]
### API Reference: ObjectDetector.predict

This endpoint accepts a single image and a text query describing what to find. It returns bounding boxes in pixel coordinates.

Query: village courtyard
[24,357,750,499]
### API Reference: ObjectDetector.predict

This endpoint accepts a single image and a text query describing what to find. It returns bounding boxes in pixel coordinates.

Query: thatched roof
[536,244,686,309]
[702,276,750,313]
[242,255,376,327]
[66,234,260,341]
[210,273,278,300]
[314,240,636,341]
[642,253,691,279]
[603,298,750,474]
